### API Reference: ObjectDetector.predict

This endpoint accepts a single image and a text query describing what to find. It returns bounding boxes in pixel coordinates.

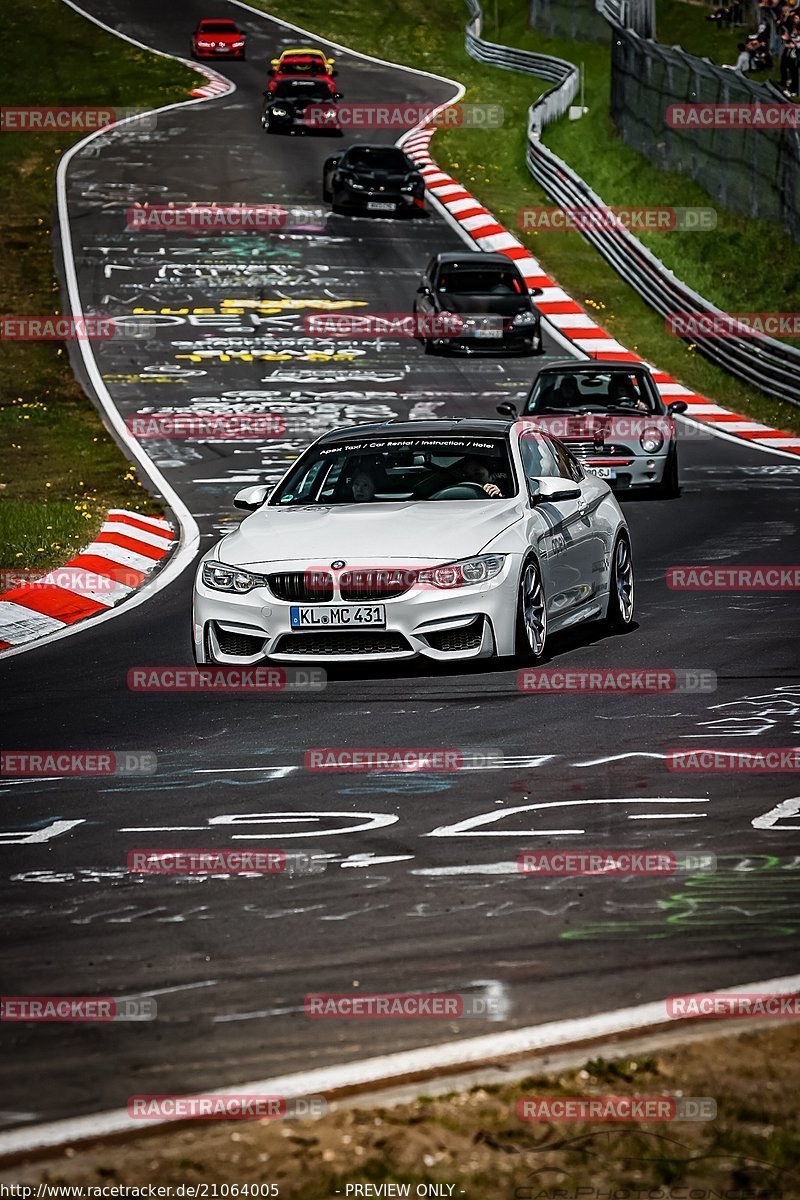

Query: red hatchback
[191,18,246,59]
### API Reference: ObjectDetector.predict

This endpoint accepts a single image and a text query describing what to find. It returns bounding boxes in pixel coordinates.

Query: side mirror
[333,91,344,100]
[416,283,431,294]
[668,400,688,414]
[234,485,270,511]
[496,402,518,418]
[529,476,581,503]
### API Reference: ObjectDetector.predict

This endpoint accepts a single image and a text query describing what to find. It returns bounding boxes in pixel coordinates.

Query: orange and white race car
[269,47,336,77]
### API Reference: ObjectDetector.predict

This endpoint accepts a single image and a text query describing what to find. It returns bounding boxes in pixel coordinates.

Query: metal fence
[598,2,800,243]
[528,0,610,44]
[462,0,800,404]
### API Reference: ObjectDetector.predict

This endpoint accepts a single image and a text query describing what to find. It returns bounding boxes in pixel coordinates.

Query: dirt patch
[4,1024,799,1198]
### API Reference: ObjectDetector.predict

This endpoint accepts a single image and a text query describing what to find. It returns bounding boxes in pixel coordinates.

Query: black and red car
[191,18,246,59]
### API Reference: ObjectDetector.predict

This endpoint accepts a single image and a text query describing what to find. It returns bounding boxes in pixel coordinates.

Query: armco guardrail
[463,0,800,405]
[465,0,579,134]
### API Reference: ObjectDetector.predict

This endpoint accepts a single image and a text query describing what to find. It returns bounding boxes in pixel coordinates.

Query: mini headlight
[512,310,537,327]
[202,562,267,593]
[640,428,664,453]
[417,555,506,589]
[271,107,288,117]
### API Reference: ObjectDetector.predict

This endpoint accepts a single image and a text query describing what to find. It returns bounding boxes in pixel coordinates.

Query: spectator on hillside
[779,26,800,93]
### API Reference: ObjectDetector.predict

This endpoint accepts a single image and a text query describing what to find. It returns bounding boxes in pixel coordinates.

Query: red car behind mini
[191,18,246,59]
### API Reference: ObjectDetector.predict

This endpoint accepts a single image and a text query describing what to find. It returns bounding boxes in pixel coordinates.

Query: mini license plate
[290,605,386,628]
[366,200,396,212]
[584,466,616,479]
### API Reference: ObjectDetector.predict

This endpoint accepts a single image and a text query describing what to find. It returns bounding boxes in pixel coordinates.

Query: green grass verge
[0,0,197,573]
[249,0,800,433]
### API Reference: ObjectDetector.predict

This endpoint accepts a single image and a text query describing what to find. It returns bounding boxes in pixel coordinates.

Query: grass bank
[0,0,196,572]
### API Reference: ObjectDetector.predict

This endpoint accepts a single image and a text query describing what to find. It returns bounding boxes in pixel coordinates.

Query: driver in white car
[461,457,503,498]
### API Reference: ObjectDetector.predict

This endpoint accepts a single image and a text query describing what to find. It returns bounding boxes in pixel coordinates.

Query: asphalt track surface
[2,0,800,1130]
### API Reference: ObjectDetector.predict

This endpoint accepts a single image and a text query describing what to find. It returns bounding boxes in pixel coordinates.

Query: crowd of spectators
[708,0,800,93]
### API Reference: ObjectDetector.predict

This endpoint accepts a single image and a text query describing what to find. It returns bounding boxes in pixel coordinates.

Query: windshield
[278,59,326,75]
[524,370,657,414]
[346,148,409,172]
[199,22,238,32]
[272,80,332,99]
[437,268,523,296]
[270,436,516,505]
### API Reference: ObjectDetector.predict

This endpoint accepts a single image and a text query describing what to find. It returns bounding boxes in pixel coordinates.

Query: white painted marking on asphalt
[116,981,218,1000]
[411,861,520,876]
[572,752,668,766]
[5,972,800,1154]
[428,798,707,837]
[340,854,415,868]
[0,820,85,845]
[752,796,800,830]
[627,813,707,820]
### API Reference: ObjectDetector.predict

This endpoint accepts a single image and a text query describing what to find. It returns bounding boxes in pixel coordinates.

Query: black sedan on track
[261,78,343,135]
[322,144,425,215]
[413,251,543,355]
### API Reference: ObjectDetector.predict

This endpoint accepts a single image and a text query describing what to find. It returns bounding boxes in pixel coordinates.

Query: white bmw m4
[192,419,635,665]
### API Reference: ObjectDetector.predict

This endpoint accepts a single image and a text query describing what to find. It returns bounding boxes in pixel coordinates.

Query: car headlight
[271,107,288,117]
[343,175,366,189]
[417,555,506,589]
[640,428,664,453]
[202,562,267,593]
[232,40,245,46]
[512,310,537,327]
